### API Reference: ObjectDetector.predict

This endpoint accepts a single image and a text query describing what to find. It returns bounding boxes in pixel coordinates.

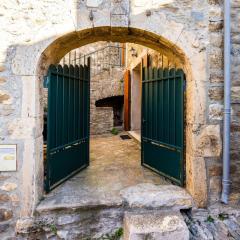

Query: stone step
[123,210,189,240]
[36,183,193,213]
[120,183,194,211]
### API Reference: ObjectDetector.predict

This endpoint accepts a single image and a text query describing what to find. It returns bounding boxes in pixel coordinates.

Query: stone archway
[14,23,212,218]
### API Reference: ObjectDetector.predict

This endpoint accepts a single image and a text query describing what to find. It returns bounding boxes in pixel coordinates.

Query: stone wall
[0,0,239,238]
[229,0,240,200]
[90,67,124,135]
[206,0,240,204]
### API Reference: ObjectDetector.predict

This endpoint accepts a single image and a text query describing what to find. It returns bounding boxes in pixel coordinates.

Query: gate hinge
[43,76,49,88]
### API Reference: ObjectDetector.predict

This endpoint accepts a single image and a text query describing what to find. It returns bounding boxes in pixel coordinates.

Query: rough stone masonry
[0,0,239,238]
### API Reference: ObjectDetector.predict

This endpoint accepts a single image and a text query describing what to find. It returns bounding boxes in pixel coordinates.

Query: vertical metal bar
[75,50,77,66]
[55,67,59,147]
[161,70,163,141]
[167,70,170,143]
[62,66,65,145]
[173,69,176,145]
[82,57,85,139]
[73,65,76,140]
[69,52,71,66]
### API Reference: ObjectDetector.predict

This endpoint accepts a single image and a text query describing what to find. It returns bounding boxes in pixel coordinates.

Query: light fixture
[130,47,138,57]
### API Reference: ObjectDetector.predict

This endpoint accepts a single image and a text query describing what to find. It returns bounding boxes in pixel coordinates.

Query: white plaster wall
[131,64,141,131]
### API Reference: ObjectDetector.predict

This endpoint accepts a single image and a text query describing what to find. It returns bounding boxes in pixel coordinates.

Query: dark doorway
[95,95,124,127]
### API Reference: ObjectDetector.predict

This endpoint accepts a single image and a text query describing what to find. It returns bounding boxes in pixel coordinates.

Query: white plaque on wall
[0,145,17,171]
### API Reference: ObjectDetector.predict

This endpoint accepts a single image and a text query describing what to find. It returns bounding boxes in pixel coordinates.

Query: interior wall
[131,64,142,131]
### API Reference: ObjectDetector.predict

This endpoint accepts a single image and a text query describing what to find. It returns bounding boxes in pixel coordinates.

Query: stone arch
[37,27,188,76]
[18,26,208,218]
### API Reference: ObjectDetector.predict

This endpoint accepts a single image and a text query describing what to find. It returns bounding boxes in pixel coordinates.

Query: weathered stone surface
[120,183,193,210]
[0,194,10,202]
[208,165,222,177]
[209,103,223,121]
[232,86,240,103]
[57,215,80,226]
[0,91,11,104]
[0,209,13,222]
[0,77,6,84]
[124,210,189,240]
[0,66,5,72]
[208,86,224,101]
[195,125,222,157]
[0,183,17,192]
[184,204,240,240]
[86,0,103,8]
[0,223,10,233]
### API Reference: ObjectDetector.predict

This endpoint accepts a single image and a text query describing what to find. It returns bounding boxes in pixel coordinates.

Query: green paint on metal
[45,60,90,192]
[141,67,185,186]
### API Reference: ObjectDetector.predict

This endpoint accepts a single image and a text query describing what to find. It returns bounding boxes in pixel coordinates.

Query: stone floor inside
[38,133,170,211]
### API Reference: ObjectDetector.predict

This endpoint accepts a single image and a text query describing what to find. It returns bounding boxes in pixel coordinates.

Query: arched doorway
[43,44,185,191]
[18,26,208,220]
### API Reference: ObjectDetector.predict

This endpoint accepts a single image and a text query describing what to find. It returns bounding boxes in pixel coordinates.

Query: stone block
[209,21,223,32]
[208,165,222,177]
[0,90,11,104]
[120,183,193,210]
[0,223,10,233]
[0,209,13,222]
[86,0,103,8]
[0,182,17,192]
[123,210,189,240]
[0,65,6,72]
[0,77,6,84]
[192,125,222,158]
[0,194,10,202]
[209,103,223,121]
[208,86,224,101]
[111,14,129,27]
[231,86,240,103]
[209,176,221,196]
[185,154,207,208]
[57,215,80,226]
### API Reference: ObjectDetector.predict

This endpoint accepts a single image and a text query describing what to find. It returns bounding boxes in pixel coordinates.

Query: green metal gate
[44,60,90,192]
[141,67,185,185]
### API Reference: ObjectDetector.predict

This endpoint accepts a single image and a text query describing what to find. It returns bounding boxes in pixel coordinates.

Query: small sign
[0,145,17,171]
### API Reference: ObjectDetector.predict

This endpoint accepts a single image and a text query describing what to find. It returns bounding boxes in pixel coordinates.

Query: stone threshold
[127,130,141,143]
[36,183,194,213]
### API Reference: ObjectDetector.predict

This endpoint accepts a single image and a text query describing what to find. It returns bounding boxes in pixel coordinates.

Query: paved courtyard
[39,134,168,210]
